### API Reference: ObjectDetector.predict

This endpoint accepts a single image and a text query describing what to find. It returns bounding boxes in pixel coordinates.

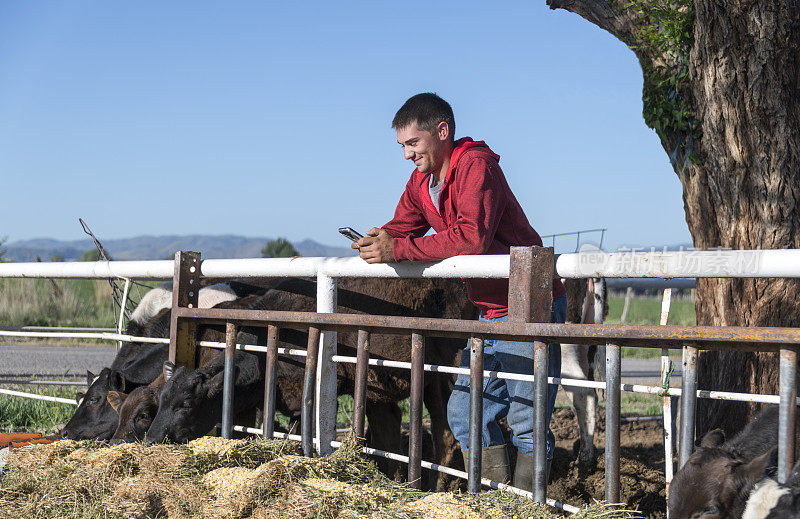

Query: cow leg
[560,343,596,465]
[365,402,405,481]
[424,372,460,491]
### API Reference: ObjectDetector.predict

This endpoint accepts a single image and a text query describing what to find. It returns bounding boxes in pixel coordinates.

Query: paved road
[0,344,116,379]
[1,343,674,383]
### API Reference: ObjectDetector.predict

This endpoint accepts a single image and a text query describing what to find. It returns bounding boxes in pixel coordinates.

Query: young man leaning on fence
[353,92,567,488]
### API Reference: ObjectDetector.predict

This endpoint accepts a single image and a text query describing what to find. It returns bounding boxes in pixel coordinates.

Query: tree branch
[546,0,636,45]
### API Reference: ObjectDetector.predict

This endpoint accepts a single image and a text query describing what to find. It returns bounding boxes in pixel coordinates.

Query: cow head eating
[61,368,127,440]
[107,386,159,445]
[145,360,228,444]
[669,429,773,519]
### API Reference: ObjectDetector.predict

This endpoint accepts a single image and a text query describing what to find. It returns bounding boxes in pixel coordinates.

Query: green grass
[616,392,662,416]
[604,294,696,359]
[0,278,116,328]
[0,384,80,433]
[606,295,696,326]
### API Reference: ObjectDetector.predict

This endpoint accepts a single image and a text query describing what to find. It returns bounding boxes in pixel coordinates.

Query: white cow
[128,281,238,326]
[560,277,607,464]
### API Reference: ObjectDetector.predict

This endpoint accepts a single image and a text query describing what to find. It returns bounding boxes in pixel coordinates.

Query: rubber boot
[513,453,553,491]
[460,444,511,485]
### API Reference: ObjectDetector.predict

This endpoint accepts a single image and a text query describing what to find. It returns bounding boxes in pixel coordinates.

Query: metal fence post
[409,332,425,489]
[302,326,321,457]
[679,343,698,468]
[605,342,621,504]
[221,322,237,439]
[508,246,553,503]
[352,329,370,442]
[116,278,131,352]
[169,251,201,368]
[262,324,279,440]
[468,336,485,493]
[315,273,338,455]
[778,346,798,483]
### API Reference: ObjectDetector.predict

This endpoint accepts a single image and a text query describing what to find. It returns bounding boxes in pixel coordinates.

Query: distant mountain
[3,235,355,262]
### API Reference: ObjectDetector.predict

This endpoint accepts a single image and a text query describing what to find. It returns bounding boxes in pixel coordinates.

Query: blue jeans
[447,294,567,458]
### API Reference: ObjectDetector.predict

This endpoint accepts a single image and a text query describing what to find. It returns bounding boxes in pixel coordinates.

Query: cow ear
[163,361,176,381]
[76,392,85,404]
[86,370,96,386]
[109,370,126,392]
[203,369,231,398]
[700,429,725,448]
[107,391,127,412]
[738,449,775,481]
[788,458,800,486]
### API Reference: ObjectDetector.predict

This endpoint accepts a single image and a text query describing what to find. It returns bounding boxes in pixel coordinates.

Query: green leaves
[627,0,699,165]
[261,237,300,258]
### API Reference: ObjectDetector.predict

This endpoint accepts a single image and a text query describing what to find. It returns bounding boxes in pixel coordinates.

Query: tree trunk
[547,0,800,435]
[684,0,800,436]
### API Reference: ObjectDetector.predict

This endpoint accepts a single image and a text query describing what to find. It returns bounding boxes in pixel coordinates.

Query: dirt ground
[547,408,667,518]
[395,407,668,517]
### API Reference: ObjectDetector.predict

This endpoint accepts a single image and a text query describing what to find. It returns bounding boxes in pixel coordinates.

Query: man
[353,93,567,489]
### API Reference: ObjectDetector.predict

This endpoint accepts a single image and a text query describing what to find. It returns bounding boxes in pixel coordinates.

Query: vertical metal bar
[778,346,797,483]
[605,342,621,504]
[262,325,279,440]
[315,273,338,455]
[302,326,321,457]
[679,344,698,468]
[620,287,633,324]
[408,332,425,489]
[352,329,370,442]
[221,322,237,439]
[116,278,131,352]
[468,336,484,493]
[509,246,553,504]
[660,289,674,488]
[168,251,201,368]
[532,339,549,502]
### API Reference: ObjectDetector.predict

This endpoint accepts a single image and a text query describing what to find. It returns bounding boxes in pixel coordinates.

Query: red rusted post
[508,246,553,503]
[169,251,201,368]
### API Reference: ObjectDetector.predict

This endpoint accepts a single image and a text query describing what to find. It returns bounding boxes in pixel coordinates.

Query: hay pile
[0,436,638,518]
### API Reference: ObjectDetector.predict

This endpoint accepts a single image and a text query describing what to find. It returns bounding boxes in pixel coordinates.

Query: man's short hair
[392,93,455,141]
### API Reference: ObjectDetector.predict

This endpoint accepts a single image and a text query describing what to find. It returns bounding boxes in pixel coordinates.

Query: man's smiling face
[396,122,449,174]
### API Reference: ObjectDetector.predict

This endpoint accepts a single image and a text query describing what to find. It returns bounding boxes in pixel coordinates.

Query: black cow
[145,353,264,443]
[60,310,172,440]
[60,280,273,440]
[139,277,473,488]
[669,407,787,519]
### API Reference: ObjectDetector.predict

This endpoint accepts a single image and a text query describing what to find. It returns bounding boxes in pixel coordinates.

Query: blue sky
[0,1,691,253]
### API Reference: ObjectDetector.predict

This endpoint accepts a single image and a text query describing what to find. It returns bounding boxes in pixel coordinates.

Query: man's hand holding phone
[353,228,395,264]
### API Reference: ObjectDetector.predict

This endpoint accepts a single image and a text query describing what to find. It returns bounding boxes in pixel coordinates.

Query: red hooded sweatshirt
[382,138,566,319]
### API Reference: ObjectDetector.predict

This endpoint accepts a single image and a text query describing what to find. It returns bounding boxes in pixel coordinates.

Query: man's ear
[436,120,450,142]
[107,391,127,412]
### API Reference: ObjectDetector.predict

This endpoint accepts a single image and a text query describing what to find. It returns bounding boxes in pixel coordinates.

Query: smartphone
[338,227,364,242]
